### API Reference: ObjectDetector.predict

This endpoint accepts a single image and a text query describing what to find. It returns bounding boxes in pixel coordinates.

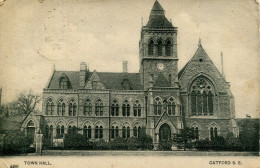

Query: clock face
[157,63,164,71]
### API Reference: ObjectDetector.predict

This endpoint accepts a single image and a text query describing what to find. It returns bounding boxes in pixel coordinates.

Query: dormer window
[121,78,132,90]
[60,77,68,89]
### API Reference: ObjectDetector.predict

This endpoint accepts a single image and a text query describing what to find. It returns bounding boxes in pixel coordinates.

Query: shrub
[225,133,242,151]
[94,139,109,150]
[108,137,127,150]
[64,133,88,150]
[126,137,140,150]
[158,139,172,151]
[211,136,226,151]
[3,130,30,155]
[138,128,154,150]
[195,138,212,151]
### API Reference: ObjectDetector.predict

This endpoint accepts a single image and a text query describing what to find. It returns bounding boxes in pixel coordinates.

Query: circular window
[199,58,203,62]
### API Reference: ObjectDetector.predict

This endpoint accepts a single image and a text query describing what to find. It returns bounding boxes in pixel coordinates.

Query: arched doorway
[159,123,171,141]
[26,120,35,144]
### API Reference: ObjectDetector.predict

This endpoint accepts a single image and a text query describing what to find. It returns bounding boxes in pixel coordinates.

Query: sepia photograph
[0,0,259,167]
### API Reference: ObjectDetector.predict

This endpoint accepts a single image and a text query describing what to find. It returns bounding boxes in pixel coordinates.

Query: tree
[7,90,41,115]
[172,127,195,150]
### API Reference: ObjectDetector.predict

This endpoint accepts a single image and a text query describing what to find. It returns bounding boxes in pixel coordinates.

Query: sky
[0,0,259,118]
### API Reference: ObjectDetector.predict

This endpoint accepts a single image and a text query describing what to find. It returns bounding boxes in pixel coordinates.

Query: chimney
[123,61,128,73]
[79,62,87,88]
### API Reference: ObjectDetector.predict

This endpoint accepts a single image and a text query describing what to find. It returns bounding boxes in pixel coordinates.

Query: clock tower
[139,0,178,90]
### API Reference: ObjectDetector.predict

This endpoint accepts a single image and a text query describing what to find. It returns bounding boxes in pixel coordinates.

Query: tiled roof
[47,71,143,90]
[47,71,80,89]
[145,1,173,28]
[98,72,143,90]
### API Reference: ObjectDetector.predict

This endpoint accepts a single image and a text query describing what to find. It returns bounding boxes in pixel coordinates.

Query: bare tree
[15,90,41,114]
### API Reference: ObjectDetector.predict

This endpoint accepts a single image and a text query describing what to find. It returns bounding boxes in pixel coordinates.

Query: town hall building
[22,1,239,147]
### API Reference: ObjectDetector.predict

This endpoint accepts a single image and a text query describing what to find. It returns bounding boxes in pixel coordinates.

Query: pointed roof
[151,0,164,11]
[145,1,173,28]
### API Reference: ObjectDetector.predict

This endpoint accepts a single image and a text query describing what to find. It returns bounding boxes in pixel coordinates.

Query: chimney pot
[123,61,128,73]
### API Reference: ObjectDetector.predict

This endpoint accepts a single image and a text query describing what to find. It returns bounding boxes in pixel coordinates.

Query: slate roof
[47,71,80,89]
[145,1,173,28]
[98,72,143,90]
[47,71,143,90]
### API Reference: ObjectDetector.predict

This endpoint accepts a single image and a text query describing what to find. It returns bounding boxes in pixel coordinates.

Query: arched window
[127,126,130,138]
[209,123,219,140]
[154,97,162,115]
[122,100,130,116]
[115,126,119,138]
[111,100,119,116]
[73,103,77,116]
[69,103,73,116]
[134,126,137,137]
[72,126,77,134]
[62,103,65,116]
[83,125,92,139]
[95,125,103,139]
[57,100,62,116]
[191,124,199,140]
[95,99,103,116]
[148,40,154,55]
[158,40,163,56]
[122,126,126,138]
[133,100,141,117]
[50,102,54,115]
[60,77,68,89]
[46,99,53,115]
[191,91,196,115]
[61,125,64,135]
[68,125,72,134]
[168,97,176,115]
[49,125,53,138]
[166,41,171,56]
[84,99,92,116]
[190,77,214,116]
[56,125,60,136]
[111,126,115,139]
[138,126,141,138]
[208,91,213,115]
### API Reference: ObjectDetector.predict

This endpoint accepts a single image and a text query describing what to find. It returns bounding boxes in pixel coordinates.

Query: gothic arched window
[190,77,214,116]
[148,40,154,55]
[111,100,119,116]
[154,97,162,115]
[122,100,130,116]
[166,41,171,56]
[95,99,103,116]
[158,40,163,56]
[69,99,76,116]
[191,123,199,140]
[133,100,141,117]
[127,126,130,138]
[122,126,126,138]
[209,123,219,140]
[46,99,54,115]
[84,99,92,116]
[168,97,176,115]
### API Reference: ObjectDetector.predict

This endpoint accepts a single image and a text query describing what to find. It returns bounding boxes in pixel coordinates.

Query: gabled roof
[154,73,171,87]
[145,1,173,28]
[47,71,80,89]
[178,42,212,79]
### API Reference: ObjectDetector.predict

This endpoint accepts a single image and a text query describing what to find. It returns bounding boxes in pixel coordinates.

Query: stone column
[35,133,43,156]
